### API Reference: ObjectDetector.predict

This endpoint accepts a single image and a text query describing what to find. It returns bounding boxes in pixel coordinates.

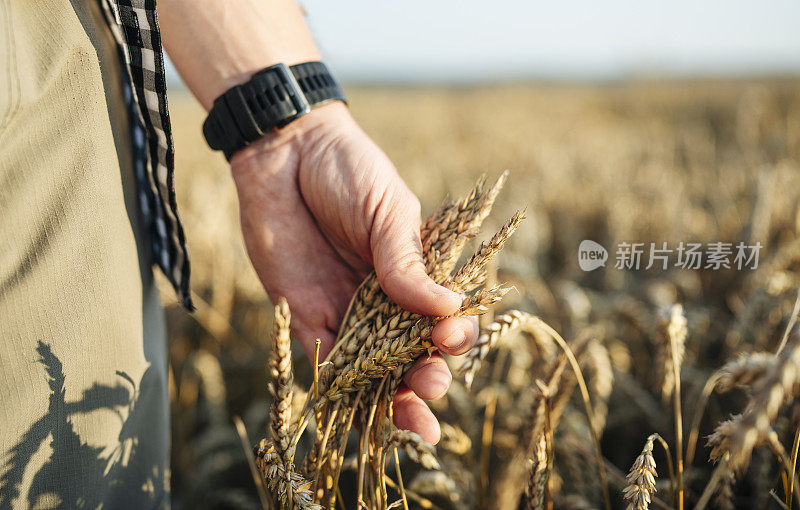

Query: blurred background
[162,2,800,508]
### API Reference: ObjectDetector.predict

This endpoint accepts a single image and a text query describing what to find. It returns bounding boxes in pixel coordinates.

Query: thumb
[371,191,462,317]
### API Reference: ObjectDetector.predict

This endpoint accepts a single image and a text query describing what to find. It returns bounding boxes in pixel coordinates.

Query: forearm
[157,0,320,111]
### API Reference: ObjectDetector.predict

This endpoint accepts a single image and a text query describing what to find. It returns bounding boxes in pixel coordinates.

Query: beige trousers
[0,0,169,508]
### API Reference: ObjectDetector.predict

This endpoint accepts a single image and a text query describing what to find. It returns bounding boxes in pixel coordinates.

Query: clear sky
[166,1,800,85]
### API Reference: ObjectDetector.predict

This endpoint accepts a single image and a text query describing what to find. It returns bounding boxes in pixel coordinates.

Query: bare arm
[158,0,319,110]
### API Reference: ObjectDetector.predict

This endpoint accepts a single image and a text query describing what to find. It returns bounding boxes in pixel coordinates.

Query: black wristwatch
[202,61,347,159]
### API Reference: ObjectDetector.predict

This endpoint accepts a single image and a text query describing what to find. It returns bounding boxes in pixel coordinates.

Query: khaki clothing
[0,0,169,508]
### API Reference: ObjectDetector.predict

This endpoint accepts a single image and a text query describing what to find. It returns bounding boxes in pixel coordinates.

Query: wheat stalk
[259,173,522,508]
[714,470,736,510]
[329,172,509,380]
[656,304,686,510]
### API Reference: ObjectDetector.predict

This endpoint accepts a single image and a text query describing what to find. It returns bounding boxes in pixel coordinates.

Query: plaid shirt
[98,0,193,310]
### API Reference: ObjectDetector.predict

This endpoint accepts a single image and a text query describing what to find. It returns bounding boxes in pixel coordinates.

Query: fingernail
[442,328,466,350]
[430,374,451,399]
[427,281,462,307]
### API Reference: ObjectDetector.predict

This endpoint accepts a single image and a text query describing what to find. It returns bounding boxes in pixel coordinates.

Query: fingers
[392,386,441,444]
[432,316,480,355]
[404,352,451,400]
[370,190,461,318]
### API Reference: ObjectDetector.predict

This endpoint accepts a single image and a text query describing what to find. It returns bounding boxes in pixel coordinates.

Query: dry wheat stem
[648,434,676,505]
[686,369,727,466]
[694,455,730,510]
[392,447,410,510]
[776,288,800,355]
[356,378,387,508]
[313,339,322,435]
[234,415,271,510]
[384,476,443,510]
[476,390,497,509]
[532,317,611,510]
[770,491,792,510]
[714,469,735,510]
[766,430,800,507]
[312,402,341,494]
[328,392,363,507]
[788,427,800,508]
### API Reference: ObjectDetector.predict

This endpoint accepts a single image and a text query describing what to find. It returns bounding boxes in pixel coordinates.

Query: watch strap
[203,61,346,159]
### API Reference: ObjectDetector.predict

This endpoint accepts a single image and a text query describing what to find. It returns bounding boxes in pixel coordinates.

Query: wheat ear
[387,429,440,470]
[525,432,550,510]
[716,352,776,391]
[659,304,686,510]
[623,434,659,510]
[448,210,526,292]
[459,310,530,388]
[707,343,800,470]
[269,298,295,465]
[256,440,322,510]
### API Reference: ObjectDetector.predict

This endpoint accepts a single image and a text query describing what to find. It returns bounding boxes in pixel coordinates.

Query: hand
[230,102,479,443]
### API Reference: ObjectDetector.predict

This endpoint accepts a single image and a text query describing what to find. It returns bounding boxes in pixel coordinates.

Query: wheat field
[162,79,800,509]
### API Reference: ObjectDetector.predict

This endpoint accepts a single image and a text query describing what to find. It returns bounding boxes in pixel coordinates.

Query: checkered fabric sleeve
[98,0,193,310]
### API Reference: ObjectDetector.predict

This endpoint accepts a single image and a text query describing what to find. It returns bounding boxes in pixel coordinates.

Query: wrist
[204,61,347,161]
[229,101,353,166]
[214,50,322,106]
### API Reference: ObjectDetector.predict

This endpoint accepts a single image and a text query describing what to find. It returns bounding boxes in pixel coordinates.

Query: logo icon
[578,240,608,271]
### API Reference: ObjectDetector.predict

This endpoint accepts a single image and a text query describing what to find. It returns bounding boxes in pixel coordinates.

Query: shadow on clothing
[0,342,167,509]
[0,1,169,508]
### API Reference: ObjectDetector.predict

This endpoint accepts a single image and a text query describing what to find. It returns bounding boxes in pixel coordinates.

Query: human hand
[229,102,478,443]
